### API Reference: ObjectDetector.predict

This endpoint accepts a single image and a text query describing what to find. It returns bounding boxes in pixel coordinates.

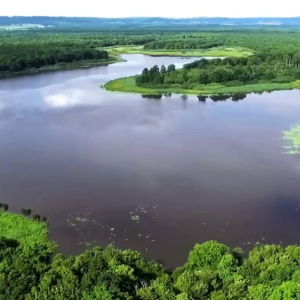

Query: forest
[2,209,300,299]
[2,29,300,82]
[135,31,300,91]
[0,31,155,76]
[143,37,224,50]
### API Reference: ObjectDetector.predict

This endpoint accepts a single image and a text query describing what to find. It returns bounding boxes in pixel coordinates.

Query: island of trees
[136,52,300,89]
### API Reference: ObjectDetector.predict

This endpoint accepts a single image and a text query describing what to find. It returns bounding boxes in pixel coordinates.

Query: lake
[0,54,299,268]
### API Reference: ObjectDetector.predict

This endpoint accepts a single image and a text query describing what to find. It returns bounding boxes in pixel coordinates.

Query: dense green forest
[0,31,157,76]
[2,29,300,80]
[2,209,300,299]
[140,31,300,53]
[143,37,224,50]
[134,31,300,91]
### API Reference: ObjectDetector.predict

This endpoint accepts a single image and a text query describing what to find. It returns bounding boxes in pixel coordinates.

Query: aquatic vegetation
[231,92,247,101]
[0,203,9,211]
[66,203,158,250]
[33,214,41,221]
[141,94,162,99]
[283,124,300,168]
[283,125,300,154]
[21,208,31,216]
[197,95,207,101]
[210,94,231,101]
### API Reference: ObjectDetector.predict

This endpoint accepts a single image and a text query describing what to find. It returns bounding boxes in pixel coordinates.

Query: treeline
[134,31,300,90]
[1,208,300,299]
[0,41,108,73]
[2,211,300,300]
[0,31,156,74]
[143,37,224,50]
[136,53,300,90]
[141,31,300,56]
[3,29,300,78]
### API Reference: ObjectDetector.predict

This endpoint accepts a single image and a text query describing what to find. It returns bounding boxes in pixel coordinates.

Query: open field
[104,45,254,58]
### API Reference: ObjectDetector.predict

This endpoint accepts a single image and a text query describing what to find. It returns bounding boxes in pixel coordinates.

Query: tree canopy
[2,210,300,299]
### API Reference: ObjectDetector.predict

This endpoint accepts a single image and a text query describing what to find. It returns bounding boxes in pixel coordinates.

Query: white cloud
[1,0,300,18]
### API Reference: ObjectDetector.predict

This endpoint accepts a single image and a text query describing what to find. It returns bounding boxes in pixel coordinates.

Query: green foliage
[143,37,224,50]
[3,211,300,299]
[137,274,176,300]
[133,31,300,94]
[187,241,229,270]
[217,254,238,279]
[269,281,300,300]
[82,284,113,300]
[0,212,54,248]
[0,32,129,75]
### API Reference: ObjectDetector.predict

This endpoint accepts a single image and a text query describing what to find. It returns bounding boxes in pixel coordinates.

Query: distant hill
[1,16,300,30]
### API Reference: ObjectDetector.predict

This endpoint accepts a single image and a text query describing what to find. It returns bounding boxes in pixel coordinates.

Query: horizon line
[1,15,300,19]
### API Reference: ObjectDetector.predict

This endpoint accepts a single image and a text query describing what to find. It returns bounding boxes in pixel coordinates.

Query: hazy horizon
[2,0,300,19]
[1,16,300,19]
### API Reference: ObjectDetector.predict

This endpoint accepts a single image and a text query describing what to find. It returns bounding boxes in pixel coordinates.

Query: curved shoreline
[105,76,300,96]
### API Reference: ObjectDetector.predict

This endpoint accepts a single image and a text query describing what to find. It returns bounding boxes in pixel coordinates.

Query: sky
[1,0,300,18]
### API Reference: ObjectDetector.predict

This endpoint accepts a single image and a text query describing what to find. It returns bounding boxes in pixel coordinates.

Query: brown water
[0,54,300,268]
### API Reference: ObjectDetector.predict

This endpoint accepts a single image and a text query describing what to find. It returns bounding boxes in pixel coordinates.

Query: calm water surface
[0,54,300,268]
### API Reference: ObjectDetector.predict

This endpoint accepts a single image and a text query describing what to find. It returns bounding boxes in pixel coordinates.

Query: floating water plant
[283,124,300,168]
[0,203,9,211]
[283,124,300,154]
[21,208,31,216]
[33,214,40,221]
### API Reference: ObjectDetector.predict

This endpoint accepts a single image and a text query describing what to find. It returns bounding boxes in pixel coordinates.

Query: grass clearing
[104,45,254,58]
[0,211,51,246]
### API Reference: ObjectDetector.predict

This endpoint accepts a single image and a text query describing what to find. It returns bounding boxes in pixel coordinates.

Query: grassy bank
[105,76,300,96]
[0,211,54,247]
[0,56,124,79]
[105,45,254,58]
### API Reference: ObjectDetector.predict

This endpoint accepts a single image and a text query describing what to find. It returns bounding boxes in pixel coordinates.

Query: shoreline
[105,76,300,96]
[0,56,125,79]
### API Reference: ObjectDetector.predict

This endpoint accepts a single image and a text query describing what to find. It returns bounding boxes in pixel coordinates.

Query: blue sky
[2,0,300,18]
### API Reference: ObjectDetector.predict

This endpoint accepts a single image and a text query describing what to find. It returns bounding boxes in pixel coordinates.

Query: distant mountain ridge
[1,16,300,29]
